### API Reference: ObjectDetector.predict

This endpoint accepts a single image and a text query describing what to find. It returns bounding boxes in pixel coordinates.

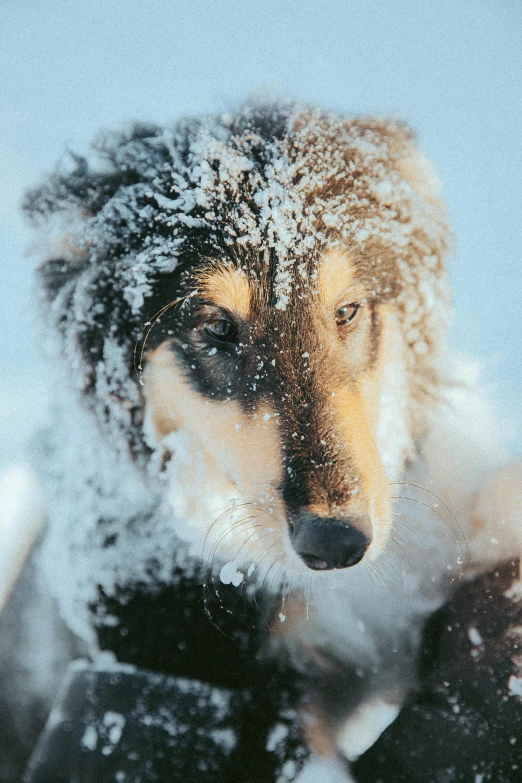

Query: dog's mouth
[288,510,372,571]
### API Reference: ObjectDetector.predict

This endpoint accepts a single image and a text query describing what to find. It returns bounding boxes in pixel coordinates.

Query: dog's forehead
[178,110,405,311]
[177,109,429,315]
[195,262,253,318]
[193,248,363,319]
[24,99,454,470]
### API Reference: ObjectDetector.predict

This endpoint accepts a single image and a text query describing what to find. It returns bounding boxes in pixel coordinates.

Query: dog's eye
[336,303,359,326]
[204,318,238,343]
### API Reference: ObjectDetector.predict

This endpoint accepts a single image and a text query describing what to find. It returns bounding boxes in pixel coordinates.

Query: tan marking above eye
[195,263,251,320]
[318,249,357,309]
[329,382,392,556]
[318,249,367,324]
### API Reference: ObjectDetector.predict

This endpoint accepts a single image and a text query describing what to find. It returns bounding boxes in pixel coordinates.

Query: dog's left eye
[204,318,238,343]
[336,303,359,326]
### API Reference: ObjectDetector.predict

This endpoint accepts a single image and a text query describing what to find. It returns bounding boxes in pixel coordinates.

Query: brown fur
[24,101,522,774]
[145,252,404,560]
[195,263,252,320]
[145,344,284,497]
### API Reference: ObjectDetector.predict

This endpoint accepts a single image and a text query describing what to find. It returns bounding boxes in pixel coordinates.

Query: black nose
[289,511,371,570]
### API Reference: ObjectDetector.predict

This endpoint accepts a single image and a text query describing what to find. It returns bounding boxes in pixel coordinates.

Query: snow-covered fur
[23,98,520,768]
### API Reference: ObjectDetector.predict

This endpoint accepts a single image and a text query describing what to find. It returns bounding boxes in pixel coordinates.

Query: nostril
[300,553,330,571]
[340,544,367,568]
[289,511,371,571]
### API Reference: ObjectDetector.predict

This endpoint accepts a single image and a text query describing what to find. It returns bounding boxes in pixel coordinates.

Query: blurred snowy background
[1,0,521,466]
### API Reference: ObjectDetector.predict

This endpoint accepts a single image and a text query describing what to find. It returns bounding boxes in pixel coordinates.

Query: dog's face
[144,247,411,577]
[28,101,452,586]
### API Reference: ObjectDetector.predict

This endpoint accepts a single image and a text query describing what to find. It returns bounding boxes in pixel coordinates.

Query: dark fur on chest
[354,559,522,783]
[93,568,280,688]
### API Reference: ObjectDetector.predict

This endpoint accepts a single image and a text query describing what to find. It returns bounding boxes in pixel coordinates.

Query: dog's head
[26,100,452,581]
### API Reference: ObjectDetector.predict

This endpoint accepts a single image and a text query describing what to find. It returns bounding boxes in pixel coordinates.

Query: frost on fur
[25,98,455,640]
[26,99,452,455]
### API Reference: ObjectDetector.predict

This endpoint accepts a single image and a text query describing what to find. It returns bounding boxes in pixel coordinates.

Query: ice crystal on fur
[26,98,452,456]
[24,97,459,640]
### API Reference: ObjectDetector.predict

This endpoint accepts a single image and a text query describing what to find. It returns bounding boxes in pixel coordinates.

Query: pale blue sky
[1,0,521,454]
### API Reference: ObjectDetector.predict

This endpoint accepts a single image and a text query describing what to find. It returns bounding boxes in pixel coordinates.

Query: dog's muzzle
[289,510,371,570]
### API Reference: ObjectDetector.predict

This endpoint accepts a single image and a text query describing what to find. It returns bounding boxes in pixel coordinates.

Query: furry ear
[341,116,446,208]
[396,146,443,202]
[24,132,183,465]
[36,257,86,303]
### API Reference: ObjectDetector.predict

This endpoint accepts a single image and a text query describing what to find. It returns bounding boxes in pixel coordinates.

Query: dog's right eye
[204,318,238,344]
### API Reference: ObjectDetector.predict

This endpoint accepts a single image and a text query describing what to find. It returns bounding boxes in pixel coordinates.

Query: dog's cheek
[181,399,285,505]
[143,344,285,495]
[370,306,415,480]
[330,385,392,556]
[333,307,413,555]
[142,345,184,444]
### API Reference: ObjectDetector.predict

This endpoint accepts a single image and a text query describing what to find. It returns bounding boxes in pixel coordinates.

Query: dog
[12,98,521,780]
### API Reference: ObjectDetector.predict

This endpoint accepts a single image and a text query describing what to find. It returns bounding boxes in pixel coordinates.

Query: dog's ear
[396,146,443,203]
[24,146,155,461]
[34,250,149,462]
[341,117,446,212]
[360,119,443,203]
[36,256,86,303]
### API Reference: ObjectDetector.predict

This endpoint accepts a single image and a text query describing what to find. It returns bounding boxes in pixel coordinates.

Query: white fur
[0,464,45,611]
